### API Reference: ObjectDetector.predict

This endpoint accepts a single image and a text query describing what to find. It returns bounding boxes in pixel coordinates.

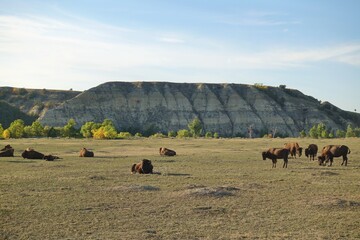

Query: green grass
[1,138,360,239]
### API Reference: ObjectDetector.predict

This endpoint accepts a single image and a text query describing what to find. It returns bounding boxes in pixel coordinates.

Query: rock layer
[38,82,360,137]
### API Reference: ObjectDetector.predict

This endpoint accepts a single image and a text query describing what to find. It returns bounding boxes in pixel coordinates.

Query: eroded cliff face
[38,82,359,137]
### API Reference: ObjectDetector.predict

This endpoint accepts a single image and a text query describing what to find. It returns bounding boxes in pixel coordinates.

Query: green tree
[336,129,346,138]
[8,119,25,138]
[177,129,190,138]
[168,130,177,138]
[309,125,318,139]
[205,131,213,138]
[346,124,356,138]
[299,130,306,138]
[0,124,3,138]
[62,119,78,138]
[31,121,45,137]
[80,121,101,138]
[188,118,202,137]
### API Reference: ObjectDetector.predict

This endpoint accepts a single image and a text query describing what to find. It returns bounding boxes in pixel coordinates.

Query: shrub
[213,132,219,139]
[150,132,167,138]
[188,118,202,137]
[168,131,177,138]
[2,129,10,139]
[118,132,132,139]
[205,132,213,138]
[177,129,191,138]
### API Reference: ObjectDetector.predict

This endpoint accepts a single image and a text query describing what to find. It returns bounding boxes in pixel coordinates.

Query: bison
[305,144,318,161]
[159,147,176,156]
[22,148,60,161]
[0,145,14,157]
[318,145,351,166]
[131,159,154,174]
[284,142,302,158]
[262,148,290,168]
[79,148,94,157]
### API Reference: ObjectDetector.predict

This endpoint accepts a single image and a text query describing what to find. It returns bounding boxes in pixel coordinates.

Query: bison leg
[272,159,277,168]
[341,155,348,166]
[283,158,288,168]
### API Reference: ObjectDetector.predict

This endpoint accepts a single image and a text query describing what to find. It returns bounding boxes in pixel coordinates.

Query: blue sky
[0,0,359,112]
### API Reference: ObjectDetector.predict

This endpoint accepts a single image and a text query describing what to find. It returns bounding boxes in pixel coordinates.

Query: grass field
[1,138,359,239]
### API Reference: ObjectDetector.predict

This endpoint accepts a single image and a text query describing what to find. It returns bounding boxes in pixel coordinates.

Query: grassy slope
[0,138,359,239]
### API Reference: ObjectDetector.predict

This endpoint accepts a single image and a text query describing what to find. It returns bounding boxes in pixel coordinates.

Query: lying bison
[262,148,290,168]
[284,142,302,158]
[131,159,153,174]
[159,147,176,156]
[0,144,14,157]
[79,148,94,157]
[305,144,318,161]
[318,145,351,166]
[22,148,60,161]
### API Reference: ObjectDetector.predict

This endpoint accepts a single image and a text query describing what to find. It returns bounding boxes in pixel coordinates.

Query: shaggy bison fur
[284,142,302,158]
[318,145,351,166]
[0,145,14,157]
[262,148,290,168]
[79,148,94,157]
[305,144,318,161]
[131,159,153,174]
[22,148,59,161]
[159,147,176,156]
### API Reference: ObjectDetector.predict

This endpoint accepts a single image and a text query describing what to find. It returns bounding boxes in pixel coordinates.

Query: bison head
[262,151,267,160]
[318,156,326,166]
[297,147,303,157]
[21,150,29,159]
[304,148,309,158]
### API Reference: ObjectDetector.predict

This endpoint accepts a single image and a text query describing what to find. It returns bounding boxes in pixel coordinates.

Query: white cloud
[0,14,360,91]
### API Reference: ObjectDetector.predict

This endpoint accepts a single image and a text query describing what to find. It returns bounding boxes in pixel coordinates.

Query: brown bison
[131,159,154,174]
[159,147,176,156]
[262,148,290,168]
[79,148,94,157]
[0,145,14,157]
[318,145,351,166]
[305,144,318,161]
[284,142,302,158]
[21,148,60,161]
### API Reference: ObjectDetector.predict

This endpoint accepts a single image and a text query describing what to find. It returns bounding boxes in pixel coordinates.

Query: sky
[0,0,359,112]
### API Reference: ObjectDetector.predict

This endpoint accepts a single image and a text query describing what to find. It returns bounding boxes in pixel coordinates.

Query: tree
[188,118,202,137]
[80,121,101,138]
[336,129,346,138]
[62,119,78,138]
[299,130,307,138]
[31,121,45,137]
[346,124,356,138]
[8,119,25,138]
[0,124,3,138]
[309,125,318,139]
[2,129,10,139]
[177,129,190,138]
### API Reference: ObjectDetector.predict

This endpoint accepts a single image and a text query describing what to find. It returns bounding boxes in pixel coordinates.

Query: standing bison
[262,148,290,168]
[131,159,154,174]
[318,145,351,166]
[159,147,176,156]
[0,145,14,157]
[305,144,318,161]
[284,142,302,158]
[79,148,94,157]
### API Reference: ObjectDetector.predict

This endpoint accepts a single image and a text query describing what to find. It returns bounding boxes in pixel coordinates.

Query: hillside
[0,87,80,122]
[0,101,37,128]
[38,82,360,137]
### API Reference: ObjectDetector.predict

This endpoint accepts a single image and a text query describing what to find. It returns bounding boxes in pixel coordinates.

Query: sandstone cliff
[38,82,360,137]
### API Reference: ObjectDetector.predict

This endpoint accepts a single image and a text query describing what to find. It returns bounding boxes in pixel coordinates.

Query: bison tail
[131,164,136,174]
[348,148,351,154]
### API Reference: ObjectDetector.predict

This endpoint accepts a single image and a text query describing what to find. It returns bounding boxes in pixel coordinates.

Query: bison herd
[0,142,353,171]
[262,142,351,168]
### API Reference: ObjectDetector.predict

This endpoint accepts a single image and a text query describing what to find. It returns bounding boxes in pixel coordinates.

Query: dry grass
[1,138,360,239]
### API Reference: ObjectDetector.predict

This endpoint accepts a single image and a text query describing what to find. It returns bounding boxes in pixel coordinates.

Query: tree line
[1,118,359,139]
[0,118,219,139]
